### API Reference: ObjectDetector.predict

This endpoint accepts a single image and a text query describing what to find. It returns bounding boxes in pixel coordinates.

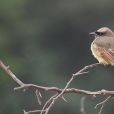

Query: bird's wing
[99,47,114,64]
[108,48,114,56]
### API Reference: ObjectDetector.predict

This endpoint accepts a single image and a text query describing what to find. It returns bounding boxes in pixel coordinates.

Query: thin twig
[24,109,46,114]
[35,90,42,105]
[0,60,24,86]
[40,93,58,114]
[80,96,86,114]
[61,95,68,102]
[95,96,111,114]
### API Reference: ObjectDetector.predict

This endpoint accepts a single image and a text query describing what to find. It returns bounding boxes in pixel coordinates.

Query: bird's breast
[91,42,101,58]
[91,42,108,64]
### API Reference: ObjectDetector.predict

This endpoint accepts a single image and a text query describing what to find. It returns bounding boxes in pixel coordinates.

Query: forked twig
[95,96,111,114]
[40,63,101,114]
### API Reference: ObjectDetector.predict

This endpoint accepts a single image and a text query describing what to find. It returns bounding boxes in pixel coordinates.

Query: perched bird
[90,27,114,66]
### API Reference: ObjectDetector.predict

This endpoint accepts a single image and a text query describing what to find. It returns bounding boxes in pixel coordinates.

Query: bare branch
[0,60,24,86]
[0,60,113,114]
[24,109,46,114]
[40,93,58,114]
[35,90,42,105]
[95,96,111,114]
[13,84,114,97]
[41,63,101,114]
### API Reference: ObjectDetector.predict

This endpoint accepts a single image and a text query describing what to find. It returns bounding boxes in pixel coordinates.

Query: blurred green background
[0,0,114,114]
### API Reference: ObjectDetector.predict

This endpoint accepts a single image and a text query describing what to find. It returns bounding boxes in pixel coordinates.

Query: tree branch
[0,60,24,86]
[40,63,101,114]
[0,60,113,114]
[95,96,111,114]
[13,84,114,97]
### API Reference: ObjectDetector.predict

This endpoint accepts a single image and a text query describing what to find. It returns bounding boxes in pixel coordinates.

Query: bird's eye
[95,31,104,36]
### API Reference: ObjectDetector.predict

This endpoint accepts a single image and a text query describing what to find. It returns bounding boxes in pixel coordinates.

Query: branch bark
[14,84,114,97]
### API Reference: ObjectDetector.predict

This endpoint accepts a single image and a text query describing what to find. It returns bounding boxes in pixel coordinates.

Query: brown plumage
[90,27,114,65]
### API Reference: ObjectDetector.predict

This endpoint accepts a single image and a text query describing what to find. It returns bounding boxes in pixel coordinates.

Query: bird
[90,27,114,66]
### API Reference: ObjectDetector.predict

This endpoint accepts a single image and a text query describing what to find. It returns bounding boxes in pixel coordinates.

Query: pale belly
[91,43,109,65]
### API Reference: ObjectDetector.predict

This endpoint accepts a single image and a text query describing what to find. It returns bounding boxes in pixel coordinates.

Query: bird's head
[89,27,114,37]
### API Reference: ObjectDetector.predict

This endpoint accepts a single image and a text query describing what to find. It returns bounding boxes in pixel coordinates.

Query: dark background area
[0,0,114,114]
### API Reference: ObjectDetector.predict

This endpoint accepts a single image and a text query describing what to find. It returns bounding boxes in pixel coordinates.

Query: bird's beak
[89,32,96,35]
